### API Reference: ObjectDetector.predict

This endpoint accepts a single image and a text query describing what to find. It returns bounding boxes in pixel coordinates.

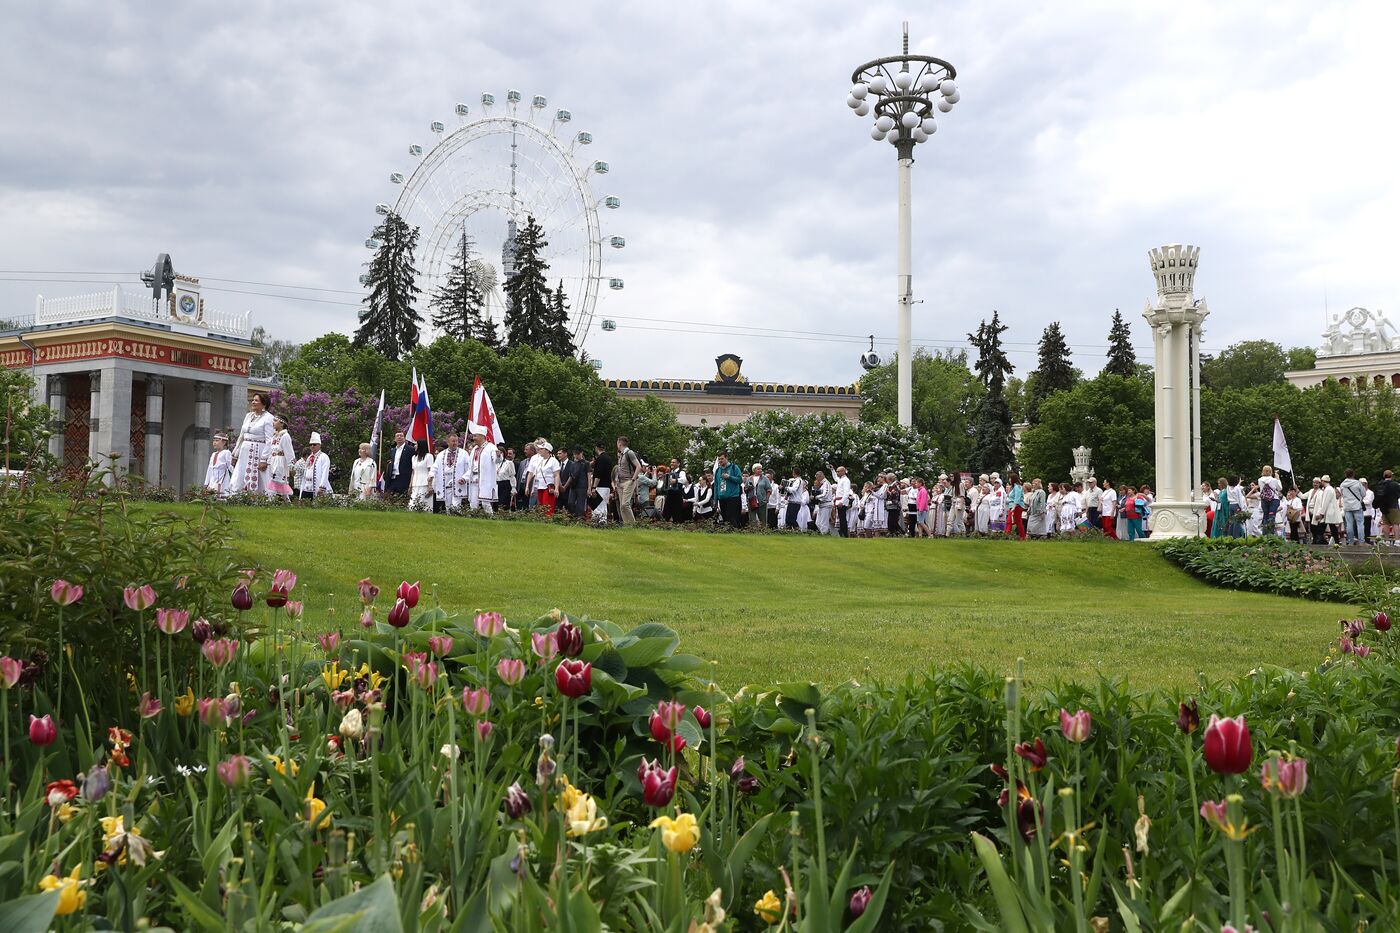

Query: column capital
[46,373,66,398]
[194,380,212,403]
[88,370,102,392]
[146,374,165,397]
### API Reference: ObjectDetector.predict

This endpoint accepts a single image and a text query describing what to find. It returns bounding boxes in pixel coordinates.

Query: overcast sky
[3,0,1397,385]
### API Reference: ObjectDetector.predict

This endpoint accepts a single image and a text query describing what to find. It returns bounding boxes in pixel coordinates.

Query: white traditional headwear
[468,422,486,437]
[213,433,228,442]
[538,441,553,453]
[309,432,322,445]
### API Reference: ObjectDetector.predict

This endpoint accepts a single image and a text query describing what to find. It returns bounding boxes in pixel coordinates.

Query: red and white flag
[471,376,505,445]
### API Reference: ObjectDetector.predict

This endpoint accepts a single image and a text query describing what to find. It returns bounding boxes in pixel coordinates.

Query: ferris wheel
[371,91,624,349]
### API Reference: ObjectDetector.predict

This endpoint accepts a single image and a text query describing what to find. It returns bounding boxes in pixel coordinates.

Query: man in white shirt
[432,433,469,512]
[298,432,332,499]
[832,465,853,537]
[1085,476,1102,529]
[1098,479,1118,538]
[1225,475,1247,538]
[1257,465,1284,535]
[468,424,499,516]
[524,441,546,509]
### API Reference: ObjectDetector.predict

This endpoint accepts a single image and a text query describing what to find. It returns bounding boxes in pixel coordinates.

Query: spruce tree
[355,211,422,361]
[502,215,553,350]
[429,229,497,347]
[1103,309,1138,378]
[538,279,576,357]
[968,310,1015,473]
[1027,321,1076,424]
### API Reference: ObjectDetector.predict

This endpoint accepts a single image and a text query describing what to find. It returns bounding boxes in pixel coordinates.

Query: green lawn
[172,506,1346,690]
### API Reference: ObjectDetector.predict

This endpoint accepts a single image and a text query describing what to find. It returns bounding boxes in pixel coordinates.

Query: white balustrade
[32,285,251,338]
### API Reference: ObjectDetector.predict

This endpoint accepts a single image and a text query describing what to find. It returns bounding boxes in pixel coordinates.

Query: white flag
[368,389,386,452]
[1272,417,1293,474]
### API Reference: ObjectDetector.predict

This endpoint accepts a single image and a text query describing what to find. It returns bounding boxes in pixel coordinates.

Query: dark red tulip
[191,619,212,644]
[265,584,289,608]
[730,756,746,780]
[735,775,759,795]
[990,762,1008,781]
[1016,792,1041,841]
[503,782,531,819]
[29,714,57,746]
[1374,611,1391,632]
[554,659,592,698]
[387,598,411,629]
[849,886,873,918]
[693,706,712,729]
[396,581,420,609]
[638,757,677,807]
[1013,738,1048,772]
[555,619,583,658]
[1177,698,1200,735]
[1202,714,1252,774]
[231,583,253,612]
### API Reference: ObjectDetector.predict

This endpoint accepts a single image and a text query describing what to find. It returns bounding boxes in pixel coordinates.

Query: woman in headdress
[229,392,275,495]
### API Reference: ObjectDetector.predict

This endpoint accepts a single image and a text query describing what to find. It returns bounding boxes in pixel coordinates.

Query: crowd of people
[206,393,1400,546]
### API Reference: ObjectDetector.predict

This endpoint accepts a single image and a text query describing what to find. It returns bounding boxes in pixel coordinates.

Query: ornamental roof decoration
[1318,307,1399,358]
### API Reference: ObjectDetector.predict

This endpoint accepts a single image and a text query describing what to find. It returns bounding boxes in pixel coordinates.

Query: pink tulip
[29,714,57,746]
[49,579,84,606]
[359,607,374,628]
[402,651,428,673]
[476,720,495,743]
[1355,643,1373,658]
[331,689,355,709]
[462,686,491,717]
[198,697,228,727]
[475,611,505,637]
[358,577,380,605]
[317,632,341,654]
[496,657,526,686]
[412,661,439,688]
[155,608,190,635]
[531,631,559,663]
[272,569,297,591]
[217,755,251,787]
[123,584,156,611]
[284,601,304,619]
[427,635,454,657]
[1199,799,1229,832]
[1261,757,1308,799]
[201,638,239,669]
[638,757,677,807]
[396,581,420,609]
[138,692,163,719]
[1059,708,1092,743]
[0,656,22,688]
[694,706,712,729]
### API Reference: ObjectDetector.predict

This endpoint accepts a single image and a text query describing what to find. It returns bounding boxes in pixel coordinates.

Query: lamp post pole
[848,22,959,427]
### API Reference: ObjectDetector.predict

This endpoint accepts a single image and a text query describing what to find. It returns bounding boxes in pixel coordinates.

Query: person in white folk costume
[468,423,499,515]
[265,416,297,500]
[972,476,991,534]
[986,476,1007,534]
[349,443,377,499]
[431,433,469,513]
[230,392,275,495]
[409,441,436,511]
[812,472,834,535]
[204,433,233,496]
[1059,482,1085,533]
[298,433,333,499]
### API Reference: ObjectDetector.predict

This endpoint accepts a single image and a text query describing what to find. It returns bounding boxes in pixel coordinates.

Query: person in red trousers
[1098,478,1118,539]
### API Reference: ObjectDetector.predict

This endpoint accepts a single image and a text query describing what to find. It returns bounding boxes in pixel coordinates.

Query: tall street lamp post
[847,22,959,427]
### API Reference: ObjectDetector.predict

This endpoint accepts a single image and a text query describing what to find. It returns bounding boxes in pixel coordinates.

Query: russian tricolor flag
[406,368,434,454]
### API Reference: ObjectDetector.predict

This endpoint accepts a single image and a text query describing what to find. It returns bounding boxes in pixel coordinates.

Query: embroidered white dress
[230,411,274,495]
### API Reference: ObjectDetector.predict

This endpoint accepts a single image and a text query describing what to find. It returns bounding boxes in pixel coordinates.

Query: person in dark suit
[385,431,414,496]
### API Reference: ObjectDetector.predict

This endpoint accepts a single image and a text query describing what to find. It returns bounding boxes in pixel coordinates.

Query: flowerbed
[1158,536,1363,603]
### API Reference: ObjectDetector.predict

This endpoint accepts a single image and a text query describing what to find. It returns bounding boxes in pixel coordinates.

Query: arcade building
[0,273,257,490]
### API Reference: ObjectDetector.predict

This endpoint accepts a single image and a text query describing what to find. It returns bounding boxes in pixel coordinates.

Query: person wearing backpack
[1340,468,1367,545]
[1257,465,1283,535]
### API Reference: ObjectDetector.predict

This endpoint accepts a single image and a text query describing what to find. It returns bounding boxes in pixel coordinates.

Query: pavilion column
[87,370,101,461]
[93,364,132,481]
[144,375,165,486]
[194,381,212,488]
[46,374,67,463]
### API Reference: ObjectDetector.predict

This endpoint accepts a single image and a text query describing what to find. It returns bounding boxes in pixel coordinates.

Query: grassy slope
[179,506,1343,690]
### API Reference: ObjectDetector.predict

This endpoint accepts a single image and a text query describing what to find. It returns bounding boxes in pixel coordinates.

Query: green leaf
[0,890,61,933]
[721,813,775,909]
[589,646,628,682]
[168,877,229,933]
[970,832,1029,933]
[305,874,403,932]
[617,636,675,668]
[625,622,679,641]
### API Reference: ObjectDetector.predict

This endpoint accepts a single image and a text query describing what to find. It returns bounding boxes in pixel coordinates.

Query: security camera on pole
[847,22,960,427]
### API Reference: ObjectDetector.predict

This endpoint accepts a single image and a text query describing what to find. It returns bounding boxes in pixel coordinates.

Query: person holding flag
[468,422,500,515]
[470,376,506,446]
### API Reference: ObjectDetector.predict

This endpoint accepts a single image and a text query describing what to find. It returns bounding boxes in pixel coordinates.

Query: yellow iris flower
[321,664,349,691]
[38,865,86,915]
[356,663,387,691]
[174,687,196,717]
[754,889,783,924]
[56,803,78,824]
[564,793,607,837]
[555,774,582,813]
[649,812,700,854]
[304,785,331,830]
[266,754,299,777]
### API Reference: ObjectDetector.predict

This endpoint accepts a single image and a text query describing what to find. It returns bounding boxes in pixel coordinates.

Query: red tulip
[638,757,677,807]
[849,886,873,918]
[46,779,79,806]
[1059,708,1092,743]
[1014,737,1048,772]
[265,584,290,608]
[694,706,712,729]
[231,583,253,612]
[1176,698,1200,735]
[49,579,84,606]
[555,619,583,658]
[554,659,592,698]
[1202,714,1252,774]
[387,598,411,628]
[29,714,57,746]
[1374,611,1391,632]
[396,581,420,609]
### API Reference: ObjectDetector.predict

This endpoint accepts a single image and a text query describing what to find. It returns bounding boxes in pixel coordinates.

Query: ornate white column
[87,370,101,461]
[1070,446,1093,487]
[193,381,212,491]
[46,375,67,463]
[1143,244,1209,538]
[144,375,164,486]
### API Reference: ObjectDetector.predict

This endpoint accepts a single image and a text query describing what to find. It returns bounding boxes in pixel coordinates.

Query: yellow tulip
[754,889,783,925]
[555,774,582,813]
[564,793,607,837]
[38,865,86,915]
[174,687,196,717]
[266,754,299,777]
[304,785,331,830]
[56,803,78,824]
[649,812,700,854]
[321,663,349,691]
